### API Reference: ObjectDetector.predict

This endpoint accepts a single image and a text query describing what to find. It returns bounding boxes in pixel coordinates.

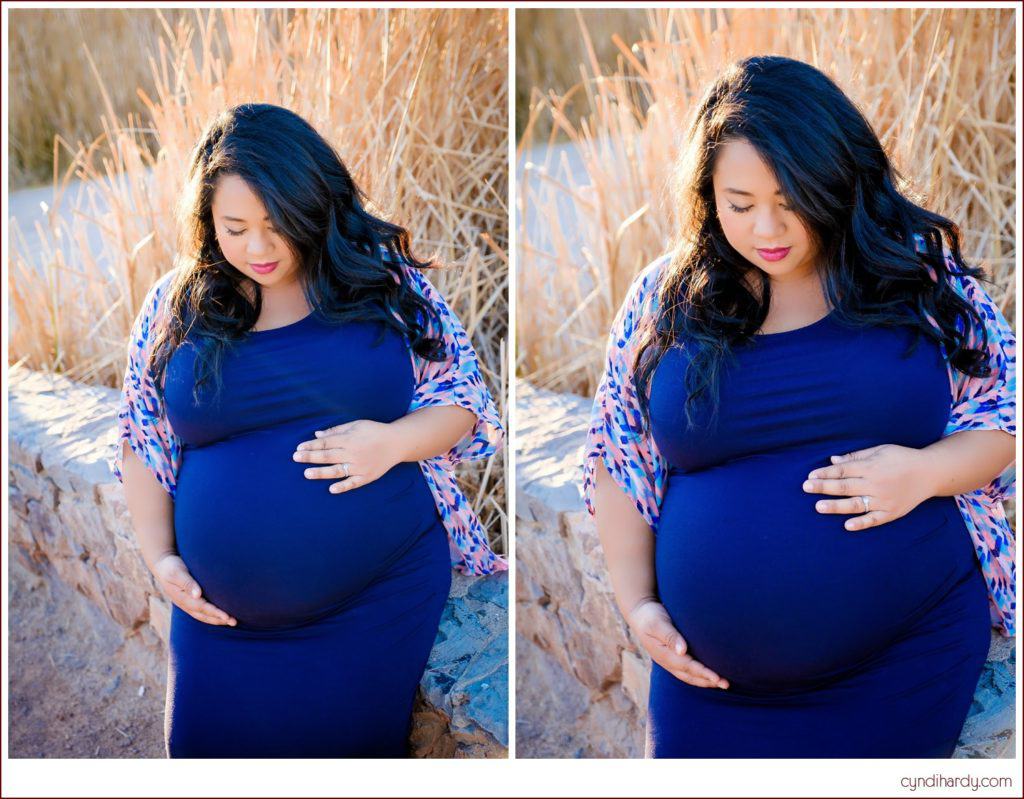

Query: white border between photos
[2,0,1021,797]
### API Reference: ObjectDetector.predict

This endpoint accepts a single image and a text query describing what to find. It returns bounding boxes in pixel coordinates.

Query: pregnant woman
[110,104,505,757]
[582,57,1015,758]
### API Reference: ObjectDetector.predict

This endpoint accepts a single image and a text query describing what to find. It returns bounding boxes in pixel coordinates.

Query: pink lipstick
[250,261,279,274]
[756,247,791,262]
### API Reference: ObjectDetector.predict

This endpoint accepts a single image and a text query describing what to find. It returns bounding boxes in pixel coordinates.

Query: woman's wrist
[908,445,943,502]
[144,546,179,574]
[383,420,414,465]
[624,594,660,626]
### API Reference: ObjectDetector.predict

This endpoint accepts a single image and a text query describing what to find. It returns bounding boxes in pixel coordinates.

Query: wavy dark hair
[147,103,445,404]
[634,55,992,429]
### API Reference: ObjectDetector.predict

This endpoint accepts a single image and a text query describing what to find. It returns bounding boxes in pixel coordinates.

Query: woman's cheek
[717,215,747,256]
[217,235,245,270]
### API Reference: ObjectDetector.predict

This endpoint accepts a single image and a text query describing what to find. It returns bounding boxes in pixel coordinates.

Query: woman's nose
[247,230,272,257]
[752,208,786,241]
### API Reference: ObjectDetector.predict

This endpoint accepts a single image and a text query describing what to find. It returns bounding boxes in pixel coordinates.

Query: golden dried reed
[8,9,194,189]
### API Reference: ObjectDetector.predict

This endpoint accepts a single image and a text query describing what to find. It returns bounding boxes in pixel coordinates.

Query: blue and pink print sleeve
[401,262,508,575]
[110,269,183,497]
[580,257,669,529]
[402,264,505,468]
[941,263,1016,636]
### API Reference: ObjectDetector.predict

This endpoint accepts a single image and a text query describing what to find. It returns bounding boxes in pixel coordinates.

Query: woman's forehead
[712,140,780,194]
[211,174,269,219]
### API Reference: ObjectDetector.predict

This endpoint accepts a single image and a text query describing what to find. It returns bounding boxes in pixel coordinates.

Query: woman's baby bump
[654,447,971,694]
[172,417,440,629]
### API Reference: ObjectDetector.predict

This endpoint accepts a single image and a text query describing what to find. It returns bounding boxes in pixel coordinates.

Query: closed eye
[226,228,246,236]
[728,202,795,213]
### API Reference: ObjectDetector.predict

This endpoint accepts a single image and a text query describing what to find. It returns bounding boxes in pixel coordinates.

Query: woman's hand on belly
[803,444,935,531]
[152,554,238,627]
[629,599,730,690]
[292,419,403,494]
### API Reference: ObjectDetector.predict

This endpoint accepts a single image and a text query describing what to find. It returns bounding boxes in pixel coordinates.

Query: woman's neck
[242,276,312,328]
[757,268,831,334]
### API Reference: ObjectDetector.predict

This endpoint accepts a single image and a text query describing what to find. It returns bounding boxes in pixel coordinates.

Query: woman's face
[711,138,819,283]
[210,174,301,291]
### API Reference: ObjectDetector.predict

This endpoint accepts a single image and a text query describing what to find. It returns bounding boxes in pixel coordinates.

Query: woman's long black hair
[634,55,991,429]
[148,103,445,403]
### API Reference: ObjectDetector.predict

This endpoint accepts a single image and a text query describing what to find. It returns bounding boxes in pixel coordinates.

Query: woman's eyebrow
[724,188,783,197]
[220,215,271,222]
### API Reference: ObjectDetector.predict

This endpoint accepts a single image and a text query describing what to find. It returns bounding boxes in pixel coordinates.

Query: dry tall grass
[8,8,509,554]
[517,8,1016,399]
[514,8,646,140]
[8,9,197,189]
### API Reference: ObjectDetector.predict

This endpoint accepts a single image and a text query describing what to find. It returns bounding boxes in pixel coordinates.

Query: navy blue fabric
[162,314,451,757]
[646,312,991,757]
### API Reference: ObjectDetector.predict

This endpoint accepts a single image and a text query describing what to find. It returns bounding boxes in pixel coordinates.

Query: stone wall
[515,381,1016,758]
[7,364,507,758]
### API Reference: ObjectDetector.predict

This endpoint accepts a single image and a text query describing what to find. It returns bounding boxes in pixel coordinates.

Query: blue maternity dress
[645,310,992,757]
[162,312,452,758]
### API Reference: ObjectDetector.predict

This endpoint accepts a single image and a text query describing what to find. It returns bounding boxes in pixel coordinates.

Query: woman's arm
[593,460,660,620]
[112,270,235,626]
[580,257,725,688]
[923,429,1015,497]
[293,405,478,494]
[120,440,177,573]
[120,443,236,626]
[809,251,1015,530]
[594,460,729,690]
[296,260,503,492]
[388,405,477,462]
[805,430,1015,530]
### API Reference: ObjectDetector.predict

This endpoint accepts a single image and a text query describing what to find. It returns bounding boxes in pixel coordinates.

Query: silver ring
[341,462,350,479]
[861,495,871,512]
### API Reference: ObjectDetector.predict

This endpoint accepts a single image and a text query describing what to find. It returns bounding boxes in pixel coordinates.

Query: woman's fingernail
[803,481,813,491]
[674,641,684,656]
[314,430,323,437]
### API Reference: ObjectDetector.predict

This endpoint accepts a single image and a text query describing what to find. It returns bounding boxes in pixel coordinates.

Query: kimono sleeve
[580,260,667,529]
[943,262,1016,504]
[108,270,182,497]
[403,264,505,468]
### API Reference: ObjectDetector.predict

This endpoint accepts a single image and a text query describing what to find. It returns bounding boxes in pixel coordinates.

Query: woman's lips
[250,261,279,274]
[756,247,791,262]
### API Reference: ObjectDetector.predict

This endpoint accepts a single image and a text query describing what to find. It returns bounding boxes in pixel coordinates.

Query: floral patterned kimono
[110,256,506,576]
[582,238,1016,636]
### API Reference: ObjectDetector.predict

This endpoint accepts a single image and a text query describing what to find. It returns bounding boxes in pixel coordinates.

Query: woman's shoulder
[908,232,1013,357]
[616,252,674,327]
[910,231,992,302]
[379,244,446,303]
[633,252,673,296]
[140,268,182,317]
[128,268,183,352]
